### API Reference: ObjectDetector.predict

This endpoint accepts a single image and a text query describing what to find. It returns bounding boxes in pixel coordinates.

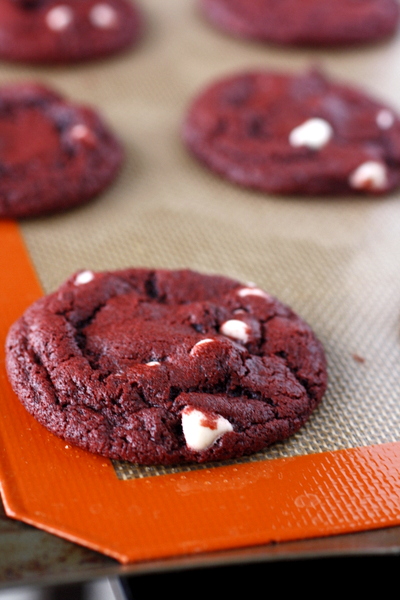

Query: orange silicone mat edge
[1,220,400,565]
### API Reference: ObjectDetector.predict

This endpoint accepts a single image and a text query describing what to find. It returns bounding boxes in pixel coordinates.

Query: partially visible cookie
[182,68,400,196]
[199,0,400,46]
[5,268,327,466]
[0,0,142,63]
[0,82,123,218]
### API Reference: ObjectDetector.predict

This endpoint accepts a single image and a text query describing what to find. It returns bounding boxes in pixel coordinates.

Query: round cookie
[182,68,400,196]
[0,82,123,218]
[5,268,327,466]
[0,0,142,63]
[199,0,400,46]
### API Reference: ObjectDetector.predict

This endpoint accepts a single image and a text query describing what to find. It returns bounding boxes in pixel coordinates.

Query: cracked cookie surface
[182,69,400,196]
[0,82,123,218]
[5,268,327,465]
[199,0,400,46]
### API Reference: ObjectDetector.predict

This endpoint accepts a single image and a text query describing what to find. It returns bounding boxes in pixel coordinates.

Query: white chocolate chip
[74,270,94,285]
[46,5,74,31]
[89,3,118,28]
[70,124,90,140]
[376,109,395,130]
[289,118,333,150]
[194,338,214,346]
[189,338,215,355]
[145,361,160,366]
[69,123,96,147]
[349,161,388,191]
[220,319,250,343]
[237,287,269,299]
[181,407,233,451]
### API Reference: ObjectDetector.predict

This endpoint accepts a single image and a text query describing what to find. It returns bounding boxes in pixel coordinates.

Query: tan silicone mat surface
[5,0,400,467]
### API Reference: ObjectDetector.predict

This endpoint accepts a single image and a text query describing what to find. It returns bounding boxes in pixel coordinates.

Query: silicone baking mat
[1,0,400,564]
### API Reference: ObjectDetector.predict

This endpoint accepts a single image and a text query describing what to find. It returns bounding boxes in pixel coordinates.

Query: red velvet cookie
[0,82,123,218]
[199,0,400,46]
[182,69,400,196]
[5,268,327,466]
[0,0,142,63]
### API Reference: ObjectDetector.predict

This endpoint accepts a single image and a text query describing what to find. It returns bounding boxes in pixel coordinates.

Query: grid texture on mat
[7,0,400,478]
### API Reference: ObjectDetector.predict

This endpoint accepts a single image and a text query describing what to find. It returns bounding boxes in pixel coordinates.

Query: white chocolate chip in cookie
[89,3,118,28]
[70,124,96,147]
[181,406,233,451]
[220,319,250,343]
[145,361,160,366]
[70,124,90,140]
[237,287,270,299]
[74,270,94,285]
[289,118,333,150]
[349,161,388,191]
[46,5,74,31]
[189,338,215,355]
[376,109,395,130]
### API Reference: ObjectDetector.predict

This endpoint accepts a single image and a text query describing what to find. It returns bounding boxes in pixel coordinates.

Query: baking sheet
[1,0,400,565]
